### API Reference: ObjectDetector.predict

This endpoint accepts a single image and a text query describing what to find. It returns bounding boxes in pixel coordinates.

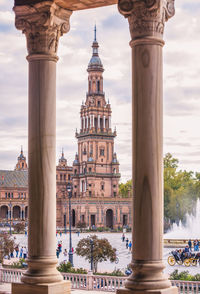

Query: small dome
[88,56,103,68]
[73,153,79,165]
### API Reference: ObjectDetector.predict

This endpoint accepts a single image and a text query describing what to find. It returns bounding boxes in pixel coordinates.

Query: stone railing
[171,280,200,293]
[1,266,200,293]
[62,272,126,291]
[0,267,23,284]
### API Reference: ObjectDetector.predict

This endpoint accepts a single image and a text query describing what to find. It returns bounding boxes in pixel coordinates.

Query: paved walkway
[0,283,110,294]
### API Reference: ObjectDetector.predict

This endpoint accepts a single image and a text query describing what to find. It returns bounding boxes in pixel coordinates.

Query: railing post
[87,270,93,290]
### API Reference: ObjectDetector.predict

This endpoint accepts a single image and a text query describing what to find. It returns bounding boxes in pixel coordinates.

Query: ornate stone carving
[118,0,175,41]
[14,2,72,57]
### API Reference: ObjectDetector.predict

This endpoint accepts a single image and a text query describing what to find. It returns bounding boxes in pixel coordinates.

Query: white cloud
[0,1,200,182]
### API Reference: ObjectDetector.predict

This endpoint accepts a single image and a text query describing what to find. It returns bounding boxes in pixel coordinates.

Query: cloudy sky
[0,1,200,182]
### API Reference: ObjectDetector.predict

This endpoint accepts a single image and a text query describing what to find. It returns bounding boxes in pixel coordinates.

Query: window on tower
[97,80,100,92]
[101,183,104,191]
[60,174,62,181]
[100,149,104,156]
[98,100,101,107]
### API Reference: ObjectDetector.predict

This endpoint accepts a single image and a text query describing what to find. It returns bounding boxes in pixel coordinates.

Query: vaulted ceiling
[14,0,118,10]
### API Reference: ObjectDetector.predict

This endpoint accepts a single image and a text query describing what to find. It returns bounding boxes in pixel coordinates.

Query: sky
[0,1,200,182]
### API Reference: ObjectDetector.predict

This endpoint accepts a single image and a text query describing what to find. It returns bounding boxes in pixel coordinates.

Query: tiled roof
[0,170,28,188]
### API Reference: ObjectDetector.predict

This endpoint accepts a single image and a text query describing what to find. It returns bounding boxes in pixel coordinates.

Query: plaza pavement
[0,283,110,294]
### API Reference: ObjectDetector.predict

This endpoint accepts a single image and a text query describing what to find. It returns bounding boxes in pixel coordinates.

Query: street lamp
[64,202,67,234]
[90,238,94,271]
[8,201,12,235]
[66,183,73,266]
[62,188,67,234]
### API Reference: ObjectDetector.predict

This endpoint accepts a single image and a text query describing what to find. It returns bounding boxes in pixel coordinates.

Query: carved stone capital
[118,0,175,42]
[13,1,72,58]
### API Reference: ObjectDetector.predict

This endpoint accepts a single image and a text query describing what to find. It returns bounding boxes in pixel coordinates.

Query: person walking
[23,246,27,259]
[128,241,132,252]
[188,239,192,251]
[15,245,19,258]
[56,248,60,259]
[122,233,125,242]
[126,238,129,249]
[19,247,23,258]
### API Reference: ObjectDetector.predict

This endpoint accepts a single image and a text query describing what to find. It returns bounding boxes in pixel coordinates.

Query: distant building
[0,29,131,229]
[69,27,131,229]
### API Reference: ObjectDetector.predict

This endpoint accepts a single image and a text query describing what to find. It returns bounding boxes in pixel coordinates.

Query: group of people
[188,239,200,251]
[122,233,132,252]
[9,245,28,260]
[56,240,73,259]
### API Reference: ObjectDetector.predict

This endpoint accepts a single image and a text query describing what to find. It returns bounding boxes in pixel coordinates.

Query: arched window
[97,80,100,92]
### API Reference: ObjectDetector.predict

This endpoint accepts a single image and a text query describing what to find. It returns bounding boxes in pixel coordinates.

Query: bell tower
[73,26,120,199]
[15,146,28,170]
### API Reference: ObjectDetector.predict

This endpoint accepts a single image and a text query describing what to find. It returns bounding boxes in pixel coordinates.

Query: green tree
[13,222,25,233]
[163,153,200,228]
[119,180,132,198]
[76,235,117,273]
[0,233,15,262]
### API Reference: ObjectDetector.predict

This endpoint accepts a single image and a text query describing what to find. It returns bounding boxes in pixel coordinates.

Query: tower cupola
[58,149,67,167]
[15,146,28,170]
[87,25,104,73]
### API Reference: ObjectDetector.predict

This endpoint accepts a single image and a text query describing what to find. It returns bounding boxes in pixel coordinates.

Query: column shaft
[28,58,57,260]
[13,2,72,293]
[117,0,177,293]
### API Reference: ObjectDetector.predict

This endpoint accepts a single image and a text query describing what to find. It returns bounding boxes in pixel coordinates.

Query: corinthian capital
[13,1,72,58]
[118,0,175,41]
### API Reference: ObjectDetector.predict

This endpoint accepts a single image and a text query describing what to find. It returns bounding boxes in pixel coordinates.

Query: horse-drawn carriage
[168,250,200,267]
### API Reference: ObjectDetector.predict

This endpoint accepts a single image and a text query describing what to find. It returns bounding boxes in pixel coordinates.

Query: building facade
[0,31,132,230]
[70,28,131,229]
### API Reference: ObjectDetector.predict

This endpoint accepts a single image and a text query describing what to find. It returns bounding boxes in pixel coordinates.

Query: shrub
[76,221,87,229]
[10,258,27,269]
[170,270,200,281]
[13,223,25,233]
[94,269,125,277]
[57,261,87,274]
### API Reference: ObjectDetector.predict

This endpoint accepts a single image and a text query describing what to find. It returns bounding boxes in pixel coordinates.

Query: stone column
[117,0,177,293]
[13,2,72,294]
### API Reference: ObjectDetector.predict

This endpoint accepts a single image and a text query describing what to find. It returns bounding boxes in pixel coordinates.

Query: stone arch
[72,209,76,227]
[0,205,8,219]
[13,205,21,219]
[25,206,28,219]
[106,209,113,229]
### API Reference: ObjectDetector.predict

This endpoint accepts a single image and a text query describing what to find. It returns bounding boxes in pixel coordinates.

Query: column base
[116,286,178,294]
[12,280,71,294]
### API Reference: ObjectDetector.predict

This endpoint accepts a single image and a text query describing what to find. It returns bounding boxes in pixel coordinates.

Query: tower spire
[94,24,96,42]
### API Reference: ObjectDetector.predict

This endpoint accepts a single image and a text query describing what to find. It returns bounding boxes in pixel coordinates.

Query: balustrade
[1,267,200,293]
